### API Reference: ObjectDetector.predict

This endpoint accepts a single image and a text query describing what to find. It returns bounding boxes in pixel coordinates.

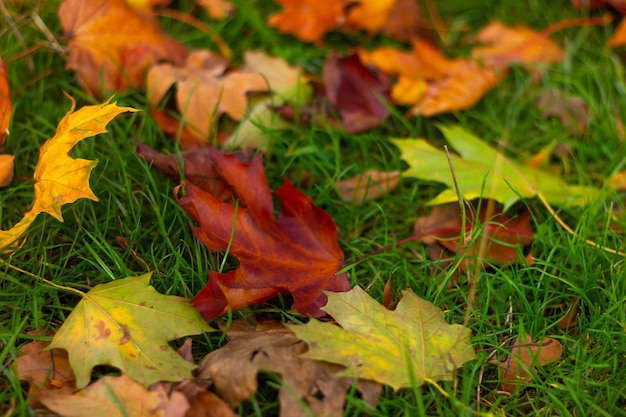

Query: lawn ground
[1,0,625,416]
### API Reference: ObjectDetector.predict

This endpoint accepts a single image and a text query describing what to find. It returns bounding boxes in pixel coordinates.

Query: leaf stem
[0,259,85,297]
[537,192,624,256]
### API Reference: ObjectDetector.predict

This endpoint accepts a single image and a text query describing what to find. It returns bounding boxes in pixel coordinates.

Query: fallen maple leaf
[15,336,75,397]
[268,0,348,44]
[199,0,233,19]
[48,273,211,389]
[224,51,310,150]
[472,21,564,68]
[291,286,477,390]
[175,148,350,319]
[536,89,589,134]
[0,59,11,146]
[413,201,534,270]
[335,170,401,202]
[489,333,563,394]
[393,124,600,209]
[609,170,626,190]
[358,40,505,116]
[380,0,428,42]
[412,61,504,117]
[59,0,187,96]
[609,17,626,47]
[39,374,183,417]
[0,98,136,251]
[0,154,13,187]
[147,49,268,144]
[144,340,236,417]
[126,0,172,10]
[136,142,243,201]
[573,0,626,12]
[323,52,391,133]
[198,320,381,416]
[0,59,13,187]
[344,0,396,34]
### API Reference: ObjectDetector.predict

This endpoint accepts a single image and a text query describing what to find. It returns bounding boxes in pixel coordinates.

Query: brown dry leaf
[151,340,235,417]
[335,170,400,202]
[489,334,563,394]
[199,0,233,19]
[147,49,268,144]
[14,336,75,398]
[171,381,236,417]
[39,374,177,417]
[268,0,348,44]
[59,0,187,97]
[413,201,534,270]
[536,89,588,134]
[199,321,381,416]
[472,21,564,68]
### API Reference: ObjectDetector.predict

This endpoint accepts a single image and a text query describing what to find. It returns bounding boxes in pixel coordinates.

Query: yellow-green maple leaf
[0,97,136,251]
[290,286,476,390]
[393,125,600,209]
[48,273,212,389]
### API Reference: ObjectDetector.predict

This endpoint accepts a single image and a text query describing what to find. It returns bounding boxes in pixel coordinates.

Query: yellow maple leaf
[291,286,477,390]
[0,97,137,251]
[48,273,212,389]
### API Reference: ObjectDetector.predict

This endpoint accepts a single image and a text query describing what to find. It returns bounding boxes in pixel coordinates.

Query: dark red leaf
[323,52,391,133]
[175,149,350,319]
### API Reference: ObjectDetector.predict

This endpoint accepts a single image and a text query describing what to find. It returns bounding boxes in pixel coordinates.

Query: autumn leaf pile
[2,0,626,415]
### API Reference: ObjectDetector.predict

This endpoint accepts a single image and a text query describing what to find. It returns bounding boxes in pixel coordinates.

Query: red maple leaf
[175,149,350,320]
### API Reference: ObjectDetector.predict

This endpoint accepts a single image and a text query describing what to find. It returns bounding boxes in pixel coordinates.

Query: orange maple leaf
[358,19,567,117]
[345,0,396,34]
[0,59,11,146]
[59,0,187,96]
[359,40,505,116]
[0,59,14,187]
[199,0,234,19]
[268,0,348,44]
[472,21,564,68]
[0,97,136,251]
[147,50,270,145]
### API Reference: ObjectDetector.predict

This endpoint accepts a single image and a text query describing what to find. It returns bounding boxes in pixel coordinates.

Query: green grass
[1,0,626,416]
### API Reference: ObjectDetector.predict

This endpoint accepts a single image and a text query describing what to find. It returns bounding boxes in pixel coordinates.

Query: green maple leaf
[48,273,212,389]
[393,125,600,209]
[290,286,477,390]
